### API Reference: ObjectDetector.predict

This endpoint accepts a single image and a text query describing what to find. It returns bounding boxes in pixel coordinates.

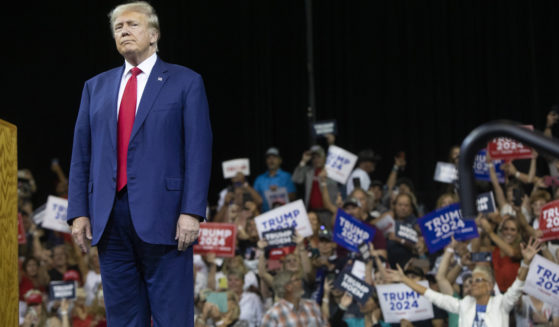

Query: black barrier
[458,120,559,219]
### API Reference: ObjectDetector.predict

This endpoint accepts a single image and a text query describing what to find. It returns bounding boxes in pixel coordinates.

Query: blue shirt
[473,304,487,327]
[253,169,296,212]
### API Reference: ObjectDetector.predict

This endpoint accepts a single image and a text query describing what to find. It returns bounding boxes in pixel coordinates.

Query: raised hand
[478,217,493,234]
[292,231,304,245]
[257,239,268,249]
[520,237,543,265]
[323,279,333,295]
[384,264,406,283]
[340,292,353,308]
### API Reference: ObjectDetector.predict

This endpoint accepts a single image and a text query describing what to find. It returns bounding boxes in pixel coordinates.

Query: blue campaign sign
[333,209,375,253]
[476,191,497,214]
[418,203,479,253]
[333,268,374,304]
[473,149,505,183]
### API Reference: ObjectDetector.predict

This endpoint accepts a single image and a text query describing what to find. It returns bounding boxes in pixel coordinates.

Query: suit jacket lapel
[129,58,168,144]
[108,66,125,153]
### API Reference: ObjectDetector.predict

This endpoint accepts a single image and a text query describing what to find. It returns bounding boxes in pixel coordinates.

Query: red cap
[24,290,43,305]
[63,269,80,282]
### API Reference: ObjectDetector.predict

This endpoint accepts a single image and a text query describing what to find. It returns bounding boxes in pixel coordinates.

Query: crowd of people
[16,110,559,326]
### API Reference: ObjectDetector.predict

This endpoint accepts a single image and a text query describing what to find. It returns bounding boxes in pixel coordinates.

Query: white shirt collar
[123,52,158,77]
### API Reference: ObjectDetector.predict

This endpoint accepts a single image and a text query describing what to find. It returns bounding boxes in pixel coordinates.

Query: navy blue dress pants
[97,189,194,326]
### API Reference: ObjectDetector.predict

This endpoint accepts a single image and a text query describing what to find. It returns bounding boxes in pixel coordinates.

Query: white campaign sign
[254,200,312,239]
[433,162,458,184]
[325,145,358,184]
[351,260,366,280]
[32,203,46,224]
[523,255,559,307]
[41,196,70,233]
[222,158,250,179]
[376,281,434,323]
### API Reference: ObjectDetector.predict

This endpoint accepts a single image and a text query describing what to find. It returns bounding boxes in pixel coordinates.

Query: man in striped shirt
[261,270,328,327]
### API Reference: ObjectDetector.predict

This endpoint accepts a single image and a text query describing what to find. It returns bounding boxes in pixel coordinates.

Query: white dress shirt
[117,53,158,117]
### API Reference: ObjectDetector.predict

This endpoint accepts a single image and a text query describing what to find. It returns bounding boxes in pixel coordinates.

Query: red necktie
[117,67,142,191]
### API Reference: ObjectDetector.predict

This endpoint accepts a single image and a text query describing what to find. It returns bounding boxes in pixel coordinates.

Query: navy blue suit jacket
[67,57,212,246]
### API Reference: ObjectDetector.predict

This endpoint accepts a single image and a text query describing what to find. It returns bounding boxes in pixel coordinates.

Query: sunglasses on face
[473,277,488,284]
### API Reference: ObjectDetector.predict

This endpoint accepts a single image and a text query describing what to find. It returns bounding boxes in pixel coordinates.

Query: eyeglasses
[473,277,488,284]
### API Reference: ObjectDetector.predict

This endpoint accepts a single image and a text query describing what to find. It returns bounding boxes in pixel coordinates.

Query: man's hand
[71,216,92,253]
[394,155,406,169]
[301,150,312,165]
[175,214,200,251]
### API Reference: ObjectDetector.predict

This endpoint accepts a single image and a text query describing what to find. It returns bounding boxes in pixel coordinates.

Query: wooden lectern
[0,119,18,326]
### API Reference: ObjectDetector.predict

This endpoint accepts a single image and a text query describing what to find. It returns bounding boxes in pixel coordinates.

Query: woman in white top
[386,237,542,327]
[227,270,264,327]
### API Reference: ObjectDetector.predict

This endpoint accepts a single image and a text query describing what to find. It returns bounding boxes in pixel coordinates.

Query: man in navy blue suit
[67,2,212,326]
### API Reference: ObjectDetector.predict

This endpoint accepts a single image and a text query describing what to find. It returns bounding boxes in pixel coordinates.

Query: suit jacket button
[130,176,136,180]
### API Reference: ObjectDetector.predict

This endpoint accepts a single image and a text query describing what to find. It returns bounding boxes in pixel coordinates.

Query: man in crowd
[253,147,297,212]
[293,145,338,228]
[346,149,381,195]
[67,2,212,326]
[261,270,328,326]
[341,196,387,259]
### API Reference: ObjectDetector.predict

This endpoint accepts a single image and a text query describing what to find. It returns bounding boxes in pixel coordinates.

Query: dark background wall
[4,1,559,212]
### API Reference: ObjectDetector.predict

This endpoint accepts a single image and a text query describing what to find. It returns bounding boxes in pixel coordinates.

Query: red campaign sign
[193,223,236,257]
[17,213,27,244]
[486,125,533,160]
[267,245,296,261]
[539,200,559,241]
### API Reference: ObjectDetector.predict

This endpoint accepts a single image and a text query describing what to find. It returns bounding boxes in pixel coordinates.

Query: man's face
[312,153,325,169]
[361,161,376,173]
[266,155,281,171]
[113,11,158,63]
[370,185,382,202]
[344,204,363,220]
[352,190,369,212]
[531,199,546,217]
[288,276,304,298]
[308,212,318,233]
[53,246,67,267]
[317,239,334,256]
[394,195,412,219]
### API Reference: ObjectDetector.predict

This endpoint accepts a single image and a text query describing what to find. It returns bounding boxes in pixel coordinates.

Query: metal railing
[458,120,559,219]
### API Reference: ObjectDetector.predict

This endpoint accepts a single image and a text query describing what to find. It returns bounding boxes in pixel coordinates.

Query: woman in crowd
[386,237,542,327]
[434,238,471,327]
[515,292,559,326]
[195,290,243,327]
[227,269,264,327]
[385,192,420,268]
[83,247,102,306]
[435,192,459,210]
[478,215,524,292]
[19,257,48,301]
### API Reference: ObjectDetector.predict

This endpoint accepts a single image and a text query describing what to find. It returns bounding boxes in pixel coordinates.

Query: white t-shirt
[346,167,371,195]
[239,291,264,327]
[84,270,102,306]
